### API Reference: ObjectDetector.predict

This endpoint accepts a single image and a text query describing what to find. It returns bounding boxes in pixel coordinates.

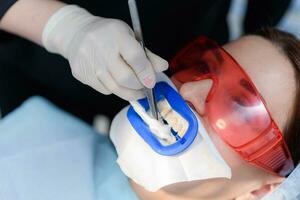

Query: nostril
[185,100,196,111]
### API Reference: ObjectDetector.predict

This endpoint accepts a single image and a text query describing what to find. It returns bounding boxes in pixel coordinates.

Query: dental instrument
[128,0,159,119]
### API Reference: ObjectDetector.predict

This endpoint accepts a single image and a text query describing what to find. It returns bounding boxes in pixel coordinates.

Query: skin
[131,35,297,200]
[0,0,65,45]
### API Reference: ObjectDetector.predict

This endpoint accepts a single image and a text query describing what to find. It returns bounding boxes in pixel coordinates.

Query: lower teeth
[130,98,188,144]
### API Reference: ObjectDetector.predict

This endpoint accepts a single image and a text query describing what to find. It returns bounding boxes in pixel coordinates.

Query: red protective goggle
[170,36,294,176]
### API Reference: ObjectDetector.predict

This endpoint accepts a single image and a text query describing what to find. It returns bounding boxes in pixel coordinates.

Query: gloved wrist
[42,5,99,59]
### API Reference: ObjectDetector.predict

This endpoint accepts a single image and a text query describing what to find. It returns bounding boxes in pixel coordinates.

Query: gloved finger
[145,48,169,72]
[108,54,143,90]
[96,70,145,101]
[88,76,111,95]
[119,35,156,89]
[69,51,111,95]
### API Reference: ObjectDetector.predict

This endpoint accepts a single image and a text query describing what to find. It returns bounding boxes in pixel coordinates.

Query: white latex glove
[42,5,168,100]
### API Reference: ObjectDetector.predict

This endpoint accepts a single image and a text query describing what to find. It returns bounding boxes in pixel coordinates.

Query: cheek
[201,117,244,170]
[178,80,248,174]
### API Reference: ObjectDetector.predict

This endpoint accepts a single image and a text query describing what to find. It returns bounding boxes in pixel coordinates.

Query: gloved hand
[42,5,168,100]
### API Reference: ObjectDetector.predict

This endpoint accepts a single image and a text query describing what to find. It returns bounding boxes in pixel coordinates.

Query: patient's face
[132,36,296,199]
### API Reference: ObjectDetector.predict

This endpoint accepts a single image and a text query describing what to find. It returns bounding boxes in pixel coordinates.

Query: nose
[179,79,213,116]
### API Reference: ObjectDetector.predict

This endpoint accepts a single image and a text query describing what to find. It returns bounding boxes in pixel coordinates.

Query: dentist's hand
[42,5,168,100]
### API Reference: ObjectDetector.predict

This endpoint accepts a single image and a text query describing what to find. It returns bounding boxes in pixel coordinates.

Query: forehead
[222,36,296,130]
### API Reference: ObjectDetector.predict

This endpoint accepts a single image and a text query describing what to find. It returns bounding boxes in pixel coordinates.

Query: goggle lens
[170,37,294,176]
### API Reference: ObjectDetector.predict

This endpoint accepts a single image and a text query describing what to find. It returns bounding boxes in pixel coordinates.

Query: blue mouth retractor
[127,81,198,156]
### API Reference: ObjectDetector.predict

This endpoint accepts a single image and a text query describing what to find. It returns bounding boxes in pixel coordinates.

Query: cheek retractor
[129,101,176,144]
[127,81,198,156]
[130,98,189,145]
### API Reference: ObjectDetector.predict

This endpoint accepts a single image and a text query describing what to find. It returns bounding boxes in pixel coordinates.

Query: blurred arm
[0,0,66,45]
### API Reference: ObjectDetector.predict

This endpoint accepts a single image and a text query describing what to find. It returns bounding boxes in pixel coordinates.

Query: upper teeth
[130,101,175,143]
[130,98,188,144]
[157,99,188,138]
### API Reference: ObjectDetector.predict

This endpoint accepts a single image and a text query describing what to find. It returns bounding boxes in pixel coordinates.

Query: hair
[254,27,300,166]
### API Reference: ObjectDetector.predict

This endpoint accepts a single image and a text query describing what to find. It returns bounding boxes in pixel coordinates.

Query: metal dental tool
[128,0,159,119]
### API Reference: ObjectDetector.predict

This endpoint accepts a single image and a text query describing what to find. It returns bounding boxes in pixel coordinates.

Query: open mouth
[127,81,198,156]
[157,98,189,141]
